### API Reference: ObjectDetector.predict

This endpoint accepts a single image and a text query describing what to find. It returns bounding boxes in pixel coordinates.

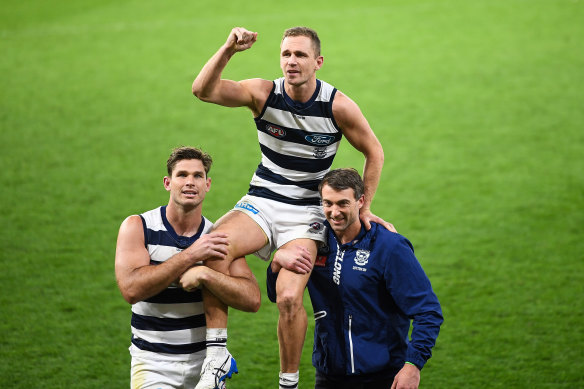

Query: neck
[335,221,362,245]
[165,201,202,237]
[284,78,317,103]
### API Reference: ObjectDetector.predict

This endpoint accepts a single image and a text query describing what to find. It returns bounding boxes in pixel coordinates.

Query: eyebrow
[281,48,310,55]
[174,169,205,176]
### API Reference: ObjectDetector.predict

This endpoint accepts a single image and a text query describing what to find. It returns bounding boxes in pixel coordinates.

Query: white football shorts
[130,348,204,389]
[233,194,326,261]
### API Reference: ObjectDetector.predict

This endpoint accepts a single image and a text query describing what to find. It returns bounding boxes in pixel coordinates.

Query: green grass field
[1,0,583,387]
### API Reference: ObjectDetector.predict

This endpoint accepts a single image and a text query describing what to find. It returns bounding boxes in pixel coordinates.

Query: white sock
[205,328,227,357]
[279,371,299,389]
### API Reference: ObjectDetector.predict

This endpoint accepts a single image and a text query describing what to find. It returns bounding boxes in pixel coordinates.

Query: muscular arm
[179,257,261,312]
[114,215,229,304]
[191,27,272,116]
[333,92,394,231]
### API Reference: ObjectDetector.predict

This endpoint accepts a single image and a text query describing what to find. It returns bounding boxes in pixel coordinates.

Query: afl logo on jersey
[305,134,335,145]
[266,125,286,138]
[354,250,370,266]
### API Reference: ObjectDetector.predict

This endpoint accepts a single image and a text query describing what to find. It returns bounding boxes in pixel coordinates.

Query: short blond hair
[282,26,321,57]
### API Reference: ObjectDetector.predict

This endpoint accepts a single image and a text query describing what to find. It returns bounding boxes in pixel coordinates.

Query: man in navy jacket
[267,168,443,389]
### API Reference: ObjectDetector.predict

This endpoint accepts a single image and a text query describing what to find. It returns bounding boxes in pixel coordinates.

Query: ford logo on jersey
[305,134,335,145]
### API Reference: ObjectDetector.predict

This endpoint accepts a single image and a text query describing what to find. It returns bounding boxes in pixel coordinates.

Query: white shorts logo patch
[309,222,323,233]
[354,249,370,266]
[235,201,260,214]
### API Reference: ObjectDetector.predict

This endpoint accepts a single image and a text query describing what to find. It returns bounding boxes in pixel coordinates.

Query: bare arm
[114,215,229,304]
[191,27,272,115]
[179,257,261,312]
[333,92,395,231]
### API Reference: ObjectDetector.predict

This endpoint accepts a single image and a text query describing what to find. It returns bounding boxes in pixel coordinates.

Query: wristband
[405,361,417,368]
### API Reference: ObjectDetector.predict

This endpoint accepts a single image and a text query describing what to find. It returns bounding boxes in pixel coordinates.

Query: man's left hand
[359,208,396,232]
[391,363,420,389]
[179,265,207,291]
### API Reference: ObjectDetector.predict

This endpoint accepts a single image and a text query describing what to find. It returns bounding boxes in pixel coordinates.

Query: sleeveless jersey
[250,78,343,206]
[129,206,212,360]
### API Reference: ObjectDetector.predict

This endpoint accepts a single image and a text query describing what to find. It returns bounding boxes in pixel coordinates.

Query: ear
[315,55,324,70]
[163,176,171,192]
[205,177,212,192]
[356,194,365,209]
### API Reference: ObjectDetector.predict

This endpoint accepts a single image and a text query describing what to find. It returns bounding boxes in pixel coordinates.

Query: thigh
[131,357,182,389]
[314,371,362,389]
[314,370,394,389]
[131,356,203,389]
[213,210,268,259]
[368,377,394,388]
[273,202,326,250]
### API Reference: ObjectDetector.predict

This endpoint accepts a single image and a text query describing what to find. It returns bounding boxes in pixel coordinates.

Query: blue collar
[282,79,321,111]
[160,206,206,249]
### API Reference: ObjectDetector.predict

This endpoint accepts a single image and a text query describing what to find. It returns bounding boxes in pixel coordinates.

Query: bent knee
[276,287,304,314]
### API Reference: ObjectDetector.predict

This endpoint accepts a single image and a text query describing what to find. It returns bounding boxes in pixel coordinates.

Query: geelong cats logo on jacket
[354,250,370,266]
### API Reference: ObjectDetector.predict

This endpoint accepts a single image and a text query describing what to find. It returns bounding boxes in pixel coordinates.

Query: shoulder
[117,214,146,244]
[240,78,274,98]
[317,79,337,101]
[121,214,143,229]
[370,223,414,252]
[331,89,366,127]
[140,207,163,229]
[201,216,214,234]
[240,78,274,114]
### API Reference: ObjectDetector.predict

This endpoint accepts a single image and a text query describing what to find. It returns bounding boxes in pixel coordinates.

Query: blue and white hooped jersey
[129,206,212,360]
[250,78,343,206]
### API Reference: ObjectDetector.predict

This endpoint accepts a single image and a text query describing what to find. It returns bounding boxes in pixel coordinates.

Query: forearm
[192,44,235,100]
[200,269,260,312]
[361,145,384,210]
[407,310,443,368]
[119,251,194,304]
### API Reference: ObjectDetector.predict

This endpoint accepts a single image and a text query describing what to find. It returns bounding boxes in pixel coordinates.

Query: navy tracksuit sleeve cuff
[405,348,427,370]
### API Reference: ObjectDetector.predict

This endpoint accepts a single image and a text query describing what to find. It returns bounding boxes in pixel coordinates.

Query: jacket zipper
[348,314,355,373]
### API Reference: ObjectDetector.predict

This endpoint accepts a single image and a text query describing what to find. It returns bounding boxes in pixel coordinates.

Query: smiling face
[280,35,323,88]
[164,159,211,210]
[321,184,364,242]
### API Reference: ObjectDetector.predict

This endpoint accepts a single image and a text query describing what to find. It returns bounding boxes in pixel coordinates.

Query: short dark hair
[166,146,212,176]
[282,26,321,57]
[318,168,364,200]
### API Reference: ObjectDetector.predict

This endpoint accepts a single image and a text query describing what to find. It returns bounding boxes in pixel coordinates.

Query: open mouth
[329,217,344,225]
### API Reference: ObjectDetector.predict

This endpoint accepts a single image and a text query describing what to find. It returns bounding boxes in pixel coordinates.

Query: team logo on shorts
[235,201,260,214]
[266,124,286,138]
[309,222,323,233]
[313,147,328,159]
[354,250,370,266]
